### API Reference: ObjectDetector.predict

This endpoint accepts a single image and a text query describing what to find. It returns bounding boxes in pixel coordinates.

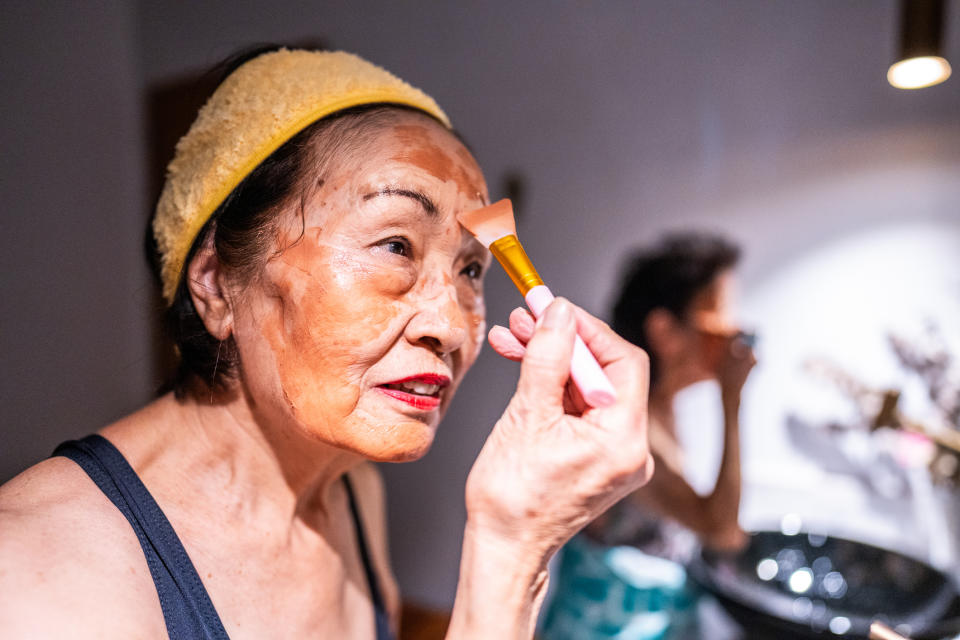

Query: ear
[643,308,682,358]
[186,237,234,341]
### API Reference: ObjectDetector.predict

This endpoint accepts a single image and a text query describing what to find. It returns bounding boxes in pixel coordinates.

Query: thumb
[513,298,576,416]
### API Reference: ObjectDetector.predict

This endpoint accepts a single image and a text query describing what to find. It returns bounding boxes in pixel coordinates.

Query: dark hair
[611,233,740,384]
[146,46,451,397]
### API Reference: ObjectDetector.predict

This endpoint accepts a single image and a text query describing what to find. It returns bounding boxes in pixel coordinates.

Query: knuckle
[521,350,559,374]
[592,317,612,333]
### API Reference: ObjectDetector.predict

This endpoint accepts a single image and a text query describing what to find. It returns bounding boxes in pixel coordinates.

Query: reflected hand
[716,333,757,406]
[466,299,654,564]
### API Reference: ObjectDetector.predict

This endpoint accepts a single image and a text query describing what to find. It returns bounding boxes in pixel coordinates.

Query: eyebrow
[362,188,438,216]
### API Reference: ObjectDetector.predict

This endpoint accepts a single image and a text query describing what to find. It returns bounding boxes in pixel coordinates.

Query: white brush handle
[524,285,617,408]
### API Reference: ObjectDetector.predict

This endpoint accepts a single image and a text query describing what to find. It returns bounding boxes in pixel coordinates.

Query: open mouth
[377,374,450,411]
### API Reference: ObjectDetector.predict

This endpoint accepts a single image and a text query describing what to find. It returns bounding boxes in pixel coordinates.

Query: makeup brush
[458,199,617,407]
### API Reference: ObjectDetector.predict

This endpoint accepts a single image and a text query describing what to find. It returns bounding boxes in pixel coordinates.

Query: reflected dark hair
[146,45,449,397]
[611,232,740,384]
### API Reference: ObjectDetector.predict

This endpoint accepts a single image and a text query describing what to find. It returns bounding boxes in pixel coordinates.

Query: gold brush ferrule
[490,234,544,296]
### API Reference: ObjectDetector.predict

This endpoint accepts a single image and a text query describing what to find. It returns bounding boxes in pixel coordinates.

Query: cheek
[458,287,487,368]
[325,247,416,294]
[256,249,413,430]
[467,302,486,362]
[465,315,486,372]
[696,334,725,372]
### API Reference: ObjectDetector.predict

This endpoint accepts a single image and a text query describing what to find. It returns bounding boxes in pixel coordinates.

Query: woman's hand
[447,298,653,639]
[716,334,757,410]
[468,298,653,555]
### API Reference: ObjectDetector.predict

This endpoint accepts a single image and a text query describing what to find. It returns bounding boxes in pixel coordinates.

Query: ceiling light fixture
[888,0,952,89]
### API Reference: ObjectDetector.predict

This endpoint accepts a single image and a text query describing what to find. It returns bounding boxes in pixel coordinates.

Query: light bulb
[888,55,952,89]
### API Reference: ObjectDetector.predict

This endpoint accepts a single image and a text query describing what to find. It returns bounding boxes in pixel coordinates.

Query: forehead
[322,111,487,197]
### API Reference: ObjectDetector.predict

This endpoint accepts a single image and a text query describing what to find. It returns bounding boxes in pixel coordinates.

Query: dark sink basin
[687,531,960,639]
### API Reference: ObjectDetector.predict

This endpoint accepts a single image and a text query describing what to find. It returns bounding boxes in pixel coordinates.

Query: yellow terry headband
[152,49,451,303]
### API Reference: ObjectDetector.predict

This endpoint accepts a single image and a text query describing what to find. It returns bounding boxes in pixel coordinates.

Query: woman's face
[672,269,740,386]
[229,112,490,462]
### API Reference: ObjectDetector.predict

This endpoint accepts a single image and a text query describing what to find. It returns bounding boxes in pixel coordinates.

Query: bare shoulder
[0,457,166,638]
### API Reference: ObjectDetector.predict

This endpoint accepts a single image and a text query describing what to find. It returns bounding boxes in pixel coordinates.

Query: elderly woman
[0,48,652,639]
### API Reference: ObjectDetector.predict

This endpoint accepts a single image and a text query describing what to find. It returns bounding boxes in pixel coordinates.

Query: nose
[405,280,468,355]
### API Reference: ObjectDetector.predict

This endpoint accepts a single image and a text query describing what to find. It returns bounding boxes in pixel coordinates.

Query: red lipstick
[377,374,450,411]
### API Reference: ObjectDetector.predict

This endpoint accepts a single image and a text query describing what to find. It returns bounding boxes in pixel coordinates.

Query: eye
[381,237,412,257]
[460,260,484,280]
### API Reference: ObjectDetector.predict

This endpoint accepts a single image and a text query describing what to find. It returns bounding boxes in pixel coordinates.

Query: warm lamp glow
[888,55,952,89]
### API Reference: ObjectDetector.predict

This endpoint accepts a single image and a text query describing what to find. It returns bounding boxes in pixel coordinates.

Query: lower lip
[376,387,442,411]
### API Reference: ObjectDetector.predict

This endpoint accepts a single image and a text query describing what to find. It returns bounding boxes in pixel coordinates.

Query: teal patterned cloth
[539,534,698,640]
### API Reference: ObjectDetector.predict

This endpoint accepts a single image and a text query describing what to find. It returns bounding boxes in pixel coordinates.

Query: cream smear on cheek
[318,234,485,385]
[256,232,415,448]
[458,230,490,366]
[259,235,484,457]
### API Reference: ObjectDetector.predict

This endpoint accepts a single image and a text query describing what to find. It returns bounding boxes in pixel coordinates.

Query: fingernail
[543,299,572,329]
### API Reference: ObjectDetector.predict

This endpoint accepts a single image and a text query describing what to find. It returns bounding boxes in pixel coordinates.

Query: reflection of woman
[0,49,653,638]
[541,233,756,639]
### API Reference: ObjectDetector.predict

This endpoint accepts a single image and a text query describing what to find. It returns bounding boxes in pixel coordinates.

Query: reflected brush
[458,199,617,407]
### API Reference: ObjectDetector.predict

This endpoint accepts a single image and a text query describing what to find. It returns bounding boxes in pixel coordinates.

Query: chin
[357,419,438,463]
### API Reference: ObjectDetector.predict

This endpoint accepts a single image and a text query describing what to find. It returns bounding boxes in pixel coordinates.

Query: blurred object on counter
[871,620,913,640]
[688,528,960,640]
[888,322,960,486]
[887,322,960,429]
[798,347,960,572]
[785,413,914,500]
[804,344,960,486]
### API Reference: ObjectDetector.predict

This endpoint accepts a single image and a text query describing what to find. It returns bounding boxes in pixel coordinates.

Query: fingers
[727,333,756,361]
[487,308,536,362]
[720,335,757,381]
[502,299,649,427]
[571,306,648,394]
[570,306,635,369]
[568,305,649,427]
[513,299,577,417]
[508,308,536,343]
[488,325,526,361]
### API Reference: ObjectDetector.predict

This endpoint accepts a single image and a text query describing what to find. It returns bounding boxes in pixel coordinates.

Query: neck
[649,368,686,421]
[648,385,673,424]
[110,384,363,532]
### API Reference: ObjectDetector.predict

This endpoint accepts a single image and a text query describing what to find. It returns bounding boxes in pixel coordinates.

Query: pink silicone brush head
[456,199,516,247]
[458,198,618,408]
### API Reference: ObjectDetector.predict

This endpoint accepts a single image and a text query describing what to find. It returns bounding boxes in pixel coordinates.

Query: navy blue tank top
[53,434,394,640]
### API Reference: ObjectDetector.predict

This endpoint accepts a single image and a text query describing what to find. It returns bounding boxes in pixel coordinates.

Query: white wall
[2,0,958,610]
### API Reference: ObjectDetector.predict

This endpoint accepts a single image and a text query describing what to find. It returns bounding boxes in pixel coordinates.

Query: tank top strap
[53,435,229,640]
[343,473,395,640]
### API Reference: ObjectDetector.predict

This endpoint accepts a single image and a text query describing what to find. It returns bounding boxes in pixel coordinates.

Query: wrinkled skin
[228,113,491,462]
